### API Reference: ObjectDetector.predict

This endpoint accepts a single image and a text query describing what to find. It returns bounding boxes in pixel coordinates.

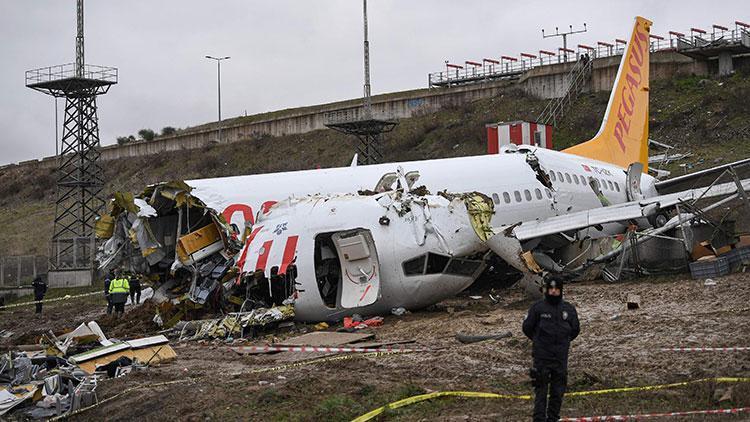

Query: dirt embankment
[3,72,750,258]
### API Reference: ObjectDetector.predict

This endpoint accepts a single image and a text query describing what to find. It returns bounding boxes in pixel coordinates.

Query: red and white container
[486,121,553,154]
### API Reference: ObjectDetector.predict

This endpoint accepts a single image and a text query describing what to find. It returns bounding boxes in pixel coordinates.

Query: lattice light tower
[26,0,117,277]
[325,0,397,165]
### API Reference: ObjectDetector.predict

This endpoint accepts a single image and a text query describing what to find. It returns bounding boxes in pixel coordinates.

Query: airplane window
[503,192,511,203]
[535,188,542,200]
[402,255,426,276]
[565,173,572,183]
[445,258,483,276]
[573,174,580,184]
[614,182,621,192]
[550,172,556,181]
[600,178,608,190]
[557,171,564,181]
[608,181,614,190]
[545,189,552,198]
[514,191,522,202]
[426,253,450,274]
[524,190,532,201]
[492,193,500,205]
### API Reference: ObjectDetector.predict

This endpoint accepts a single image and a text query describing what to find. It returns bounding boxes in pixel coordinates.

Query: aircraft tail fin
[563,16,652,172]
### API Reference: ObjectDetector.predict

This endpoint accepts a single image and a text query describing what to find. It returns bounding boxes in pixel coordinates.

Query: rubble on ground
[0,321,176,419]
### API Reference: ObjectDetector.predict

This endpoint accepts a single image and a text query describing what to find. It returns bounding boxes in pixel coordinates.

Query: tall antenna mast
[76,0,84,77]
[363,0,372,118]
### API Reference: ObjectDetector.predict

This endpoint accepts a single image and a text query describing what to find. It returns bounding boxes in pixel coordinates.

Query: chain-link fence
[0,255,48,287]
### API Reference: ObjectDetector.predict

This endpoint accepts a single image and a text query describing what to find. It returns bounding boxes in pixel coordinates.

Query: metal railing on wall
[428,26,749,88]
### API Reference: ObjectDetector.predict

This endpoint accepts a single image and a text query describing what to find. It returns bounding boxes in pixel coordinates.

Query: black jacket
[522,298,580,364]
[32,278,47,298]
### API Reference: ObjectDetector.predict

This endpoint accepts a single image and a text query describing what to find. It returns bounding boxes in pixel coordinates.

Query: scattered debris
[0,321,176,419]
[468,296,482,300]
[343,316,384,330]
[704,278,717,286]
[172,304,295,341]
[391,307,408,316]
[455,331,512,344]
[626,294,641,310]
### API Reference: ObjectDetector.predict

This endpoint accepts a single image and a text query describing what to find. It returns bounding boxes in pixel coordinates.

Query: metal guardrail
[428,27,749,88]
[25,63,118,86]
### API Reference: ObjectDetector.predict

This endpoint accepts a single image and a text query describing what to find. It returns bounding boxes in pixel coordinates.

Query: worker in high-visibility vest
[108,269,130,318]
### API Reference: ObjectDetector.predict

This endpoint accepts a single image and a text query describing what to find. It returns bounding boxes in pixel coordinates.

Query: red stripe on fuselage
[279,235,299,274]
[256,240,274,271]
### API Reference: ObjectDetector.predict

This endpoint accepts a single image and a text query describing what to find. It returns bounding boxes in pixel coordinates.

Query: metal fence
[0,255,48,287]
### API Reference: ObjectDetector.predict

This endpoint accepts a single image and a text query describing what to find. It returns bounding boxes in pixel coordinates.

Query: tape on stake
[660,347,750,352]
[559,406,750,421]
[0,291,101,310]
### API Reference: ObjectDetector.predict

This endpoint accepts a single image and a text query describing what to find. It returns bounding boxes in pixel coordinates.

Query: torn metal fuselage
[238,189,493,322]
[96,182,243,322]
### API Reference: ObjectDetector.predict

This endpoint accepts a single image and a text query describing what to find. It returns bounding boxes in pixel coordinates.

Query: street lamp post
[205,55,230,142]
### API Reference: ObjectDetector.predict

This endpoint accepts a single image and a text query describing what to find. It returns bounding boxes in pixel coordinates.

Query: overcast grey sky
[0,0,745,165]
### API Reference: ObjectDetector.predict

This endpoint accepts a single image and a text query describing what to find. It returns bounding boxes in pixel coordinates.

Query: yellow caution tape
[564,377,750,398]
[351,377,750,422]
[0,291,101,310]
[351,391,530,421]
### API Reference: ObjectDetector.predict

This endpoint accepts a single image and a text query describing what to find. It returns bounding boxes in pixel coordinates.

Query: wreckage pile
[96,182,257,328]
[0,321,176,418]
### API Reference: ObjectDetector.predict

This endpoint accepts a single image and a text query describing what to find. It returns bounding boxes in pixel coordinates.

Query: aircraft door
[331,229,381,308]
[626,162,644,201]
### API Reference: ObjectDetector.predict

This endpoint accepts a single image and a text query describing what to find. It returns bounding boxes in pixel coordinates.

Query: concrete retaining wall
[1,50,712,173]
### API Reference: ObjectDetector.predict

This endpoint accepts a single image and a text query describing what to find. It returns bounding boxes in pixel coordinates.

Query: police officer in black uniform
[32,276,47,314]
[522,276,580,422]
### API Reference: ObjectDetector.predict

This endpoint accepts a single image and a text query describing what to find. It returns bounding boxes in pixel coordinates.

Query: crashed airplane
[97,16,750,324]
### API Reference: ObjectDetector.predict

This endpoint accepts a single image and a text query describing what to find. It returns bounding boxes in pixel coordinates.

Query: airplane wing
[654,158,750,195]
[505,177,750,242]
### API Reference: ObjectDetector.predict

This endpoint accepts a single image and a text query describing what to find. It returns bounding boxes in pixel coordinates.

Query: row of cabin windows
[491,187,553,205]
[403,252,484,277]
[548,170,621,193]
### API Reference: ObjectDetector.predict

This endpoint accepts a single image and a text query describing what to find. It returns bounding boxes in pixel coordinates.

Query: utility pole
[205,55,230,142]
[542,23,587,62]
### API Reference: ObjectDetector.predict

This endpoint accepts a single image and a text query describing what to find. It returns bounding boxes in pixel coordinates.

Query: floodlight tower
[325,0,397,165]
[26,0,117,284]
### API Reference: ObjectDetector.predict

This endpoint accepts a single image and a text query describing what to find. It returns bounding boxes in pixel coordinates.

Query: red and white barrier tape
[560,407,750,421]
[231,345,426,354]
[660,347,750,352]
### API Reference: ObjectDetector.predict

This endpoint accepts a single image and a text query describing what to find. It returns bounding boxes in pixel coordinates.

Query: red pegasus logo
[613,22,649,153]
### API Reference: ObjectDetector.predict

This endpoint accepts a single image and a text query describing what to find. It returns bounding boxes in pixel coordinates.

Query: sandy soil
[2,272,750,421]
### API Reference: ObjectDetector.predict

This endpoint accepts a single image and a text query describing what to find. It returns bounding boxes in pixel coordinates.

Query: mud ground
[2,272,749,421]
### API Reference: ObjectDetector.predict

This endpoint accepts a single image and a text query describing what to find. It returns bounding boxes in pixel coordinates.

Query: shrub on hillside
[138,129,156,141]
